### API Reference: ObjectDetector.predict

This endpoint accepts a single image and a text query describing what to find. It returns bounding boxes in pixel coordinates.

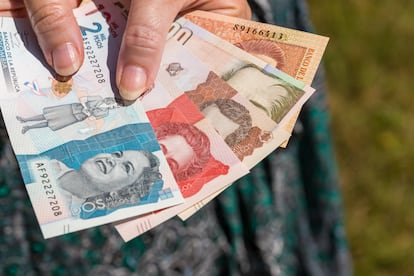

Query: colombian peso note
[0,3,183,239]
[185,11,329,146]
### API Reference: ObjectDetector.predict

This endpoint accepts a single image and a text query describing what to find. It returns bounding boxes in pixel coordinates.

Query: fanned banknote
[169,18,314,138]
[185,11,329,146]
[185,10,329,85]
[0,4,183,238]
[77,3,249,238]
[158,39,291,219]
[79,2,322,235]
[0,0,324,239]
[115,74,249,242]
[78,1,292,225]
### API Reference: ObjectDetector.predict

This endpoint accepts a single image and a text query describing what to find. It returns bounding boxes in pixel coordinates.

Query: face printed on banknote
[79,150,154,193]
[223,64,303,123]
[0,3,184,238]
[157,122,210,182]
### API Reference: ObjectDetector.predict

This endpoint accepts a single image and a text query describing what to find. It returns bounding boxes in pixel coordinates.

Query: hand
[0,0,84,77]
[0,0,251,100]
[117,0,251,100]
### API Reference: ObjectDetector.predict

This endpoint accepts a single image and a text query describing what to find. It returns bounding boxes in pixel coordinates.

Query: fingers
[116,0,183,100]
[116,0,250,100]
[0,0,24,11]
[0,0,26,17]
[23,0,83,76]
[181,0,251,19]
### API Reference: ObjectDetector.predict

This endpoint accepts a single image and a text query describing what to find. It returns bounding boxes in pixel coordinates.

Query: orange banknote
[185,11,329,145]
[185,10,329,85]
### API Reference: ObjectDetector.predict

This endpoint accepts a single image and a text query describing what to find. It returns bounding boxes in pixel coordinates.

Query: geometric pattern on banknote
[185,71,270,161]
[184,71,237,104]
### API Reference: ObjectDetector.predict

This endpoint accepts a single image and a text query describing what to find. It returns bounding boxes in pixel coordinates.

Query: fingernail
[52,43,80,76]
[119,65,148,100]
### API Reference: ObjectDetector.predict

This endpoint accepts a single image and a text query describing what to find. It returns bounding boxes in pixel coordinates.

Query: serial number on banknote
[83,39,105,84]
[233,24,288,41]
[35,162,63,217]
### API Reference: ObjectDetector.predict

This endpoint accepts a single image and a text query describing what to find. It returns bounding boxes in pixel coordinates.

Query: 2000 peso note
[0,4,183,238]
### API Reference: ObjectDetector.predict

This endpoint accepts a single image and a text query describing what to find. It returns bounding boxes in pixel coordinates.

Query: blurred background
[308,0,414,275]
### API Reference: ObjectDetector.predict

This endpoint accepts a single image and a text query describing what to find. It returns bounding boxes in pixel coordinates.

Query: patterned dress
[0,0,352,275]
[41,96,109,130]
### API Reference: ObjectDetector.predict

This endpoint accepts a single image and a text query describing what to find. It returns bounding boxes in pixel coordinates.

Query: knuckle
[244,3,252,19]
[123,22,164,54]
[225,0,252,19]
[234,2,252,19]
[30,4,69,34]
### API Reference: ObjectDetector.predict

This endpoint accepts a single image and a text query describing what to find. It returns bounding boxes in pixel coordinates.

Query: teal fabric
[0,1,352,275]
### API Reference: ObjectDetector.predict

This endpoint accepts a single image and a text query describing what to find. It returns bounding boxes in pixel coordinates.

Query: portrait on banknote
[16,123,167,218]
[211,39,304,123]
[147,104,229,198]
[54,149,161,210]
[156,121,210,182]
[222,62,304,123]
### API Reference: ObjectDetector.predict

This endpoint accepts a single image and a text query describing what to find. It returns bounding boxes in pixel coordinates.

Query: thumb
[116,1,182,100]
[23,0,83,77]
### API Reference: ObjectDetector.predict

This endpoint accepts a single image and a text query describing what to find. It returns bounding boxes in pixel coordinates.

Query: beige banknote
[169,17,314,137]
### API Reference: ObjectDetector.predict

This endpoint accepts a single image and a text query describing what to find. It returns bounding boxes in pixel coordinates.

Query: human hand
[0,0,83,77]
[0,0,251,100]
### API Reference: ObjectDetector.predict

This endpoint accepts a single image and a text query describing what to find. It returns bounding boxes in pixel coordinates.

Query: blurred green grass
[308,1,414,275]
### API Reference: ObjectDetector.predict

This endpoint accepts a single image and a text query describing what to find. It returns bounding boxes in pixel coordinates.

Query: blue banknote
[0,2,183,239]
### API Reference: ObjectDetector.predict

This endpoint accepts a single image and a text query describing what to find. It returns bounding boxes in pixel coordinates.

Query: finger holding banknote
[0,0,26,17]
[19,0,83,78]
[116,0,251,101]
[2,0,250,100]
